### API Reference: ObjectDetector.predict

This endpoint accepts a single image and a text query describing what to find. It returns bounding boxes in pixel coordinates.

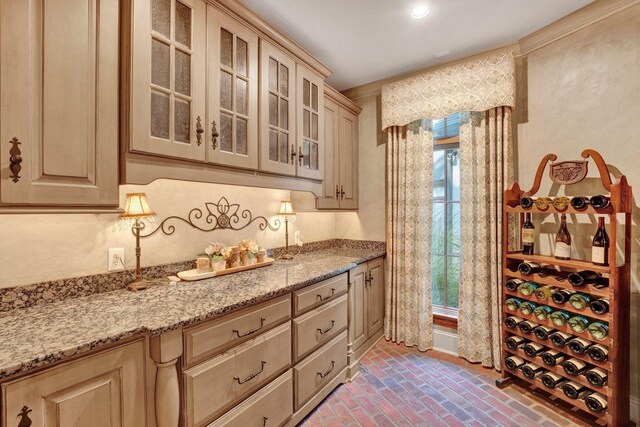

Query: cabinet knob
[211,121,219,149]
[9,137,22,183]
[195,116,204,146]
[17,406,32,427]
[290,144,296,165]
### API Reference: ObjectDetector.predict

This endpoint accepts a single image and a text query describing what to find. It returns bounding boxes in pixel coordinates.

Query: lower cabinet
[1,341,145,427]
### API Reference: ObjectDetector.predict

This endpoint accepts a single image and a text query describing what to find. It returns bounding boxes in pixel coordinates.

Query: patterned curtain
[385,120,434,351]
[457,107,514,369]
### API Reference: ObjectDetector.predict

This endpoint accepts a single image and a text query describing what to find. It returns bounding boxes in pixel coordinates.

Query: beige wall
[0,181,336,288]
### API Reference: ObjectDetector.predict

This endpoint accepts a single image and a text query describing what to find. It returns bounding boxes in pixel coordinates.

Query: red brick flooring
[299,339,601,427]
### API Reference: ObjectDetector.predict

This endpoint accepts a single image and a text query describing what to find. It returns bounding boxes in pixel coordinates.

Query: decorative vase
[241,251,257,266]
[212,259,227,272]
[257,250,266,263]
[228,247,242,268]
[196,257,210,274]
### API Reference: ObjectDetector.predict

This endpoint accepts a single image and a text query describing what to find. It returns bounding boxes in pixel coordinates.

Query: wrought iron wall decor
[139,196,281,238]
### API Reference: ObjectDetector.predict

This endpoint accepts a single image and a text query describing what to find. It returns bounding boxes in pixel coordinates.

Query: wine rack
[497,150,632,426]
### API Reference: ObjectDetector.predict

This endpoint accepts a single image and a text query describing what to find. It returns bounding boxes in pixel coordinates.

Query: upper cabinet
[296,66,324,181]
[0,0,119,207]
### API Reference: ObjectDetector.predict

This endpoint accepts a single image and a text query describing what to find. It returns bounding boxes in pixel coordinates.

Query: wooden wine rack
[497,150,632,426]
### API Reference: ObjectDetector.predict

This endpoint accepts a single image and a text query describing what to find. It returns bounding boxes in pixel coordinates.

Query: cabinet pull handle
[365,272,373,285]
[17,406,32,427]
[195,116,204,146]
[317,361,336,379]
[298,149,304,167]
[316,288,336,302]
[340,185,346,200]
[9,137,22,183]
[233,361,266,384]
[262,417,268,427]
[211,120,219,149]
[317,320,335,335]
[232,318,266,338]
[335,185,340,200]
[290,144,296,165]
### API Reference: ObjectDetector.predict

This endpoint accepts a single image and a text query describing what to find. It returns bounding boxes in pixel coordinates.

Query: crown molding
[324,84,362,115]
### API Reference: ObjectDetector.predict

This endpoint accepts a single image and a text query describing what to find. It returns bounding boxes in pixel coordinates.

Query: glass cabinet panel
[266,57,291,165]
[297,66,323,180]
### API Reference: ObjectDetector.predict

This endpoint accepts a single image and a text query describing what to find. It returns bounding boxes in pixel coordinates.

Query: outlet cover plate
[108,248,125,272]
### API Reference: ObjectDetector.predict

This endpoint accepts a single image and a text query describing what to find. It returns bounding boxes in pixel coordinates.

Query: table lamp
[120,193,155,291]
[278,200,296,260]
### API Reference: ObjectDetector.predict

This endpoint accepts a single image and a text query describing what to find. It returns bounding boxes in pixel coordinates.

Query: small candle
[196,257,210,273]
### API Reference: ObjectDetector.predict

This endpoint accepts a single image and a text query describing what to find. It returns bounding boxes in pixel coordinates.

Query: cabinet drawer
[293,273,348,315]
[184,295,291,367]
[293,331,347,409]
[184,323,291,427]
[293,294,347,361]
[208,370,293,427]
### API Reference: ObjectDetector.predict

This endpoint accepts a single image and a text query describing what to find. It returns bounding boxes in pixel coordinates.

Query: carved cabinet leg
[150,329,183,427]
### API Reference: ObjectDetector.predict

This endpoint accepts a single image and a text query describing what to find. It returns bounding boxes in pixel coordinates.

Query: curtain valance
[381,52,516,130]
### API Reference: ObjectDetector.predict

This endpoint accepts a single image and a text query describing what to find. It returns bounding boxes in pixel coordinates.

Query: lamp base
[281,252,294,260]
[127,278,153,292]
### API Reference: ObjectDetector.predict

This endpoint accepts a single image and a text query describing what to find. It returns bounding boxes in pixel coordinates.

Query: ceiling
[239,0,594,91]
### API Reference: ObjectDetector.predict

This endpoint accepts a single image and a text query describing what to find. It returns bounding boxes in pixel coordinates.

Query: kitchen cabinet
[2,341,145,427]
[317,86,361,210]
[295,65,325,181]
[0,0,119,207]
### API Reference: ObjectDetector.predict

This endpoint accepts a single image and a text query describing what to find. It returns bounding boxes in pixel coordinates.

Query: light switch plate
[108,248,125,271]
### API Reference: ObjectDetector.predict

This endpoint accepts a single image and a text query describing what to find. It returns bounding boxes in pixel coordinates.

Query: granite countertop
[0,246,385,380]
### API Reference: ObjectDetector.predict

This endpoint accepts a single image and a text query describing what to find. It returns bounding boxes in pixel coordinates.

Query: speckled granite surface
[0,244,385,380]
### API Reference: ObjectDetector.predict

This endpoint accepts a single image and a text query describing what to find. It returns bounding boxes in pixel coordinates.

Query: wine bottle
[587,322,609,340]
[552,289,575,305]
[568,271,601,287]
[534,286,552,301]
[568,315,589,333]
[585,368,608,387]
[522,363,545,379]
[518,262,543,275]
[592,217,610,266]
[552,196,570,211]
[505,297,522,312]
[563,381,590,399]
[562,358,588,376]
[523,342,545,357]
[550,310,570,327]
[585,392,608,413]
[505,355,526,371]
[590,299,609,315]
[534,325,555,341]
[520,197,535,209]
[590,195,610,209]
[505,316,524,329]
[519,301,538,316]
[569,293,591,311]
[541,372,567,389]
[541,350,565,367]
[517,282,538,296]
[554,214,572,260]
[567,337,593,355]
[587,344,609,362]
[570,196,589,210]
[535,197,551,210]
[519,320,539,334]
[522,213,535,255]
[549,331,573,347]
[533,305,553,321]
[506,335,527,350]
[506,278,524,291]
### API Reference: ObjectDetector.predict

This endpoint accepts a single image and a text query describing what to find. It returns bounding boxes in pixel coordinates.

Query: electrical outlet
[108,248,125,272]
[294,231,301,244]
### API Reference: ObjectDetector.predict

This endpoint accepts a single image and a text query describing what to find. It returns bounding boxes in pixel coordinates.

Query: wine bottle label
[591,246,606,264]
[585,393,608,412]
[555,242,571,258]
[522,229,535,244]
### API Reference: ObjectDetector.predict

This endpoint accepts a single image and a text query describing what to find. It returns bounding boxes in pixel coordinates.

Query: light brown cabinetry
[2,341,145,427]
[317,86,361,210]
[0,0,119,207]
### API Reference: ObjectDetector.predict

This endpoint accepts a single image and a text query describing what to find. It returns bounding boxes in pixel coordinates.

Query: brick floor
[298,339,602,427]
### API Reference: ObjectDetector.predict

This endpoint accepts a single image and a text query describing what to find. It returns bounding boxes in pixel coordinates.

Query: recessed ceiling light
[411,5,430,19]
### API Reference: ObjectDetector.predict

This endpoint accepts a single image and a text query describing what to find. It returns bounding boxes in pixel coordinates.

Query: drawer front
[184,323,292,427]
[184,295,291,367]
[293,273,348,315]
[208,370,293,427]
[293,294,348,361]
[294,331,347,409]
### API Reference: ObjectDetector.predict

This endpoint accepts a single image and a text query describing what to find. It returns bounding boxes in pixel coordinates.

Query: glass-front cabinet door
[132,0,206,161]
[296,65,324,180]
[207,7,258,170]
[259,41,296,176]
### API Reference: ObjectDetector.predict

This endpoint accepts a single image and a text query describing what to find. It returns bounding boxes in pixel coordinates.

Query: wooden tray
[177,257,275,281]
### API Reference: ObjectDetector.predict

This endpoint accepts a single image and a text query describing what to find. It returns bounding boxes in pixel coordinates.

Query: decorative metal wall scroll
[9,137,22,183]
[549,160,588,185]
[140,196,281,238]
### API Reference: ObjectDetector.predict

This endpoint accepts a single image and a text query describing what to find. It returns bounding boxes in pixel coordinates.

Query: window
[432,113,461,319]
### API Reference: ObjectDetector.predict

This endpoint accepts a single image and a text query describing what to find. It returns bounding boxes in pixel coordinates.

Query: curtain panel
[381,52,516,129]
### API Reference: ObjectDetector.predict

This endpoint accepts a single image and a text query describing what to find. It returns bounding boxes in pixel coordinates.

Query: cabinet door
[0,0,119,206]
[259,41,297,176]
[367,258,385,338]
[338,107,359,209]
[131,0,206,161]
[2,342,145,427]
[207,7,259,170]
[316,96,340,209]
[349,263,368,352]
[296,65,324,180]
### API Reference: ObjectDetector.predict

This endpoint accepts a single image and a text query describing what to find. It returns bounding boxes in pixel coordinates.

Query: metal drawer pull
[195,116,204,145]
[317,320,335,335]
[9,137,22,183]
[317,361,336,379]
[316,288,336,302]
[290,144,296,165]
[233,361,266,384]
[232,318,266,338]
[211,120,219,149]
[262,416,268,427]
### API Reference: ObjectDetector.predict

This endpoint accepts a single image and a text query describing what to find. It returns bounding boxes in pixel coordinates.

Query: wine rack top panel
[506,252,617,274]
